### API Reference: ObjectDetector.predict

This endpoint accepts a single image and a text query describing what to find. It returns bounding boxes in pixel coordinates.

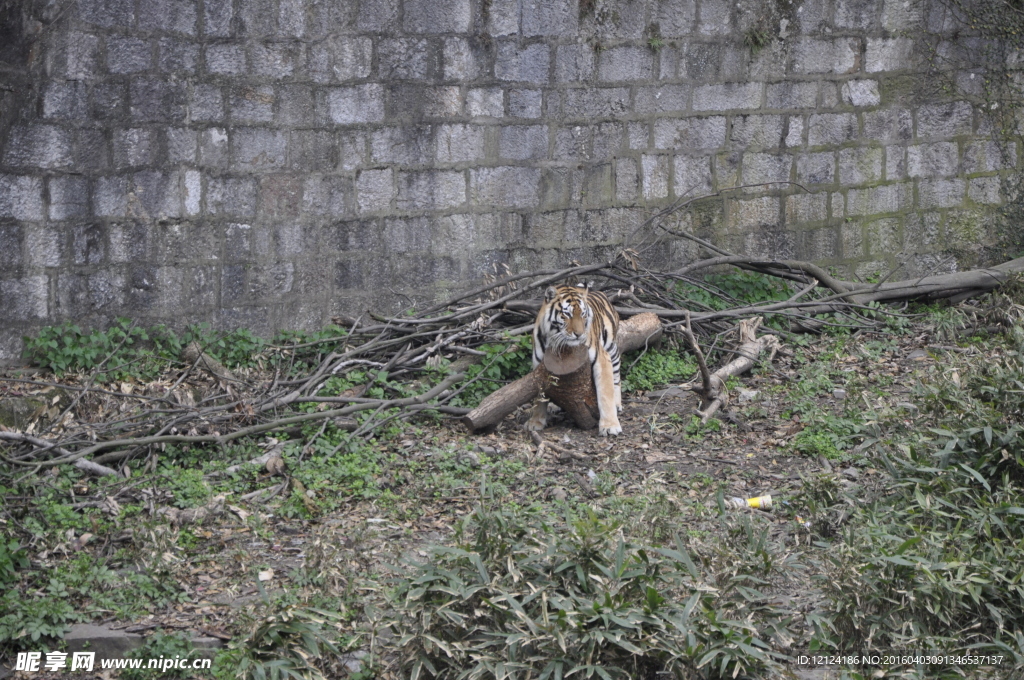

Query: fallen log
[463,312,663,432]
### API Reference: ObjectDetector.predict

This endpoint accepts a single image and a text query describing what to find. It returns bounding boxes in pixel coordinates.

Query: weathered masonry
[0,0,1019,360]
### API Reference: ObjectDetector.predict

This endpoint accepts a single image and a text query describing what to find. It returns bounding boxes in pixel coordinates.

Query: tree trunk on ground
[462,312,663,432]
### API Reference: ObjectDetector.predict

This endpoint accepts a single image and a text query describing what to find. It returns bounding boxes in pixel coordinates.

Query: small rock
[459,451,481,467]
[65,624,143,660]
[907,349,929,361]
[841,467,861,480]
[339,649,368,674]
[832,389,847,400]
[551,487,567,502]
[189,637,225,660]
[737,388,759,403]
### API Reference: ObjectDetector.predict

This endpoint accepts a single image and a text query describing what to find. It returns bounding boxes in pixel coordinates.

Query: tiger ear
[584,280,594,290]
[544,286,558,302]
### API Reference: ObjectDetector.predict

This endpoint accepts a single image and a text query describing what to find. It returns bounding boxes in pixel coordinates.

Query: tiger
[527,283,623,436]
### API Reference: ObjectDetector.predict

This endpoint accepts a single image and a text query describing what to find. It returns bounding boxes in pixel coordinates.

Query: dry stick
[2,372,466,470]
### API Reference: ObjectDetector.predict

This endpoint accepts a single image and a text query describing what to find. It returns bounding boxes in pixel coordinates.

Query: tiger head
[542,284,594,347]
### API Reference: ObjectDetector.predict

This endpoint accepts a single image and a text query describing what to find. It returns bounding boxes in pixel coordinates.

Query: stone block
[289,130,336,172]
[658,45,681,80]
[917,178,965,208]
[866,38,913,72]
[841,80,881,107]
[964,140,1015,174]
[562,88,630,119]
[3,125,73,170]
[835,0,879,29]
[785,116,804,148]
[443,38,486,81]
[356,168,395,213]
[199,127,229,167]
[113,128,155,168]
[276,84,316,126]
[865,218,899,255]
[767,81,818,109]
[641,154,670,200]
[57,31,102,80]
[78,0,134,27]
[43,81,89,120]
[907,142,958,178]
[863,108,912,143]
[138,0,197,34]
[204,0,233,36]
[379,38,437,81]
[382,216,432,253]
[0,176,44,221]
[699,0,734,35]
[435,124,486,164]
[71,223,106,265]
[886,145,906,180]
[742,152,792,184]
[684,42,722,80]
[159,38,199,73]
[593,123,624,159]
[303,176,349,216]
[48,175,89,220]
[207,176,257,217]
[797,225,839,259]
[968,176,1001,204]
[278,0,306,37]
[26,226,65,267]
[628,122,649,149]
[841,219,864,256]
[634,85,690,114]
[742,227,795,258]
[615,158,639,201]
[786,192,829,223]
[500,125,548,160]
[553,126,589,161]
[397,170,467,210]
[109,223,149,263]
[238,0,275,36]
[495,42,550,83]
[674,155,714,197]
[327,85,385,124]
[538,167,577,209]
[843,183,912,215]
[205,43,247,75]
[467,87,504,117]
[839,147,883,185]
[730,115,784,150]
[89,82,126,120]
[259,175,302,218]
[404,0,471,33]
[693,82,762,111]
[0,276,49,321]
[791,37,859,74]
[509,89,543,118]
[916,102,973,139]
[74,129,110,173]
[184,170,201,215]
[231,86,275,123]
[310,37,373,83]
[653,116,726,151]
[130,78,186,122]
[132,170,182,219]
[470,167,541,209]
[370,126,434,165]
[656,0,697,36]
[252,42,304,79]
[94,175,129,217]
[598,46,654,82]
[232,128,288,170]
[882,0,925,32]
[555,44,595,82]
[807,113,858,146]
[190,84,224,122]
[522,0,577,35]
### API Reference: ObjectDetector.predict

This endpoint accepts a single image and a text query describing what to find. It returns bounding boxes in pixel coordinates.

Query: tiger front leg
[525,398,549,431]
[593,351,622,436]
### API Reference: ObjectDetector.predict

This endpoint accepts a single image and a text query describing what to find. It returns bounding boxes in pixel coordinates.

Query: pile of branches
[2,243,1022,480]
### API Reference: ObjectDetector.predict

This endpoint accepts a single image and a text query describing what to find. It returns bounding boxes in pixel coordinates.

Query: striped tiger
[527,283,623,436]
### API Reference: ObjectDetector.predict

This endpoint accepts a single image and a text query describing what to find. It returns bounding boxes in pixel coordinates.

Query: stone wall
[0,0,1018,360]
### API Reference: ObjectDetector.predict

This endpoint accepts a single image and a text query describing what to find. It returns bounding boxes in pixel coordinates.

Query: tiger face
[529,284,623,436]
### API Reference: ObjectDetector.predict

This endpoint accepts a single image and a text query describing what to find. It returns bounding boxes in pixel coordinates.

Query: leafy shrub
[447,337,533,408]
[121,633,200,680]
[792,429,842,459]
[389,501,784,679]
[622,348,696,392]
[0,539,28,586]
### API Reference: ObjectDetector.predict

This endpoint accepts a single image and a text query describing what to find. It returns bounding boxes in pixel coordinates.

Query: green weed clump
[814,323,1024,672]
[389,498,792,679]
[623,348,696,392]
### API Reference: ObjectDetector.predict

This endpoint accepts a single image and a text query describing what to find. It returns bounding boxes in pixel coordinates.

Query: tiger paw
[598,420,623,437]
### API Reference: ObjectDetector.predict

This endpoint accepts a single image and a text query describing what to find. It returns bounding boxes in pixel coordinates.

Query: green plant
[622,348,695,392]
[389,496,788,679]
[0,539,29,586]
[792,429,842,459]
[121,633,200,680]
[215,601,346,680]
[446,337,533,408]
